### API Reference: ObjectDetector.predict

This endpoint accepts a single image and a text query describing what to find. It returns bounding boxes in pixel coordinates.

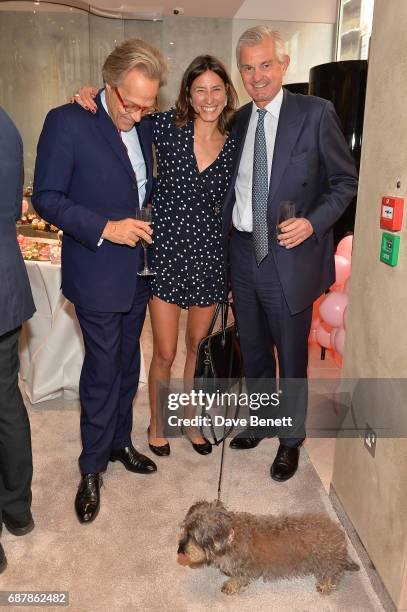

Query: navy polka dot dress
[150,109,236,309]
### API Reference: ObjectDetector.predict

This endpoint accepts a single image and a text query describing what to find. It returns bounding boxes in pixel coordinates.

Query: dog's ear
[210,518,234,554]
[197,507,234,555]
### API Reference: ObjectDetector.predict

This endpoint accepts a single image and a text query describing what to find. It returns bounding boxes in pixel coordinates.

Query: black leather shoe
[75,473,102,524]
[3,511,34,536]
[188,438,212,456]
[270,444,300,482]
[147,427,170,457]
[0,543,7,574]
[109,444,157,473]
[229,428,263,450]
[181,425,212,455]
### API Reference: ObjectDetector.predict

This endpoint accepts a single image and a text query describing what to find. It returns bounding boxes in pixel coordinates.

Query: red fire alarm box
[380,196,404,231]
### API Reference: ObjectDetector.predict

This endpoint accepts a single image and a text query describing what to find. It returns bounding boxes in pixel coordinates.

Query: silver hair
[236,26,287,66]
[102,38,167,88]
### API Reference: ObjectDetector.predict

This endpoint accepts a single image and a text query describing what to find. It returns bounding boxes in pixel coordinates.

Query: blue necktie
[252,108,269,265]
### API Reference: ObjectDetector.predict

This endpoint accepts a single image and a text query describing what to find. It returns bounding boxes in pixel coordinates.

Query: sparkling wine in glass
[276,200,296,240]
[135,205,156,276]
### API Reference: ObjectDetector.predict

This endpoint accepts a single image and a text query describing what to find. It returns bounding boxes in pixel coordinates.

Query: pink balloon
[333,352,343,368]
[334,327,346,356]
[343,305,348,329]
[343,277,350,294]
[308,328,317,344]
[311,315,320,331]
[312,296,323,318]
[319,291,349,328]
[336,235,353,260]
[316,322,332,349]
[335,254,351,285]
[330,327,340,347]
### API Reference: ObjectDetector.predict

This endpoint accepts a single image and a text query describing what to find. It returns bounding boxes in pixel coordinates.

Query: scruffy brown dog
[177,500,359,595]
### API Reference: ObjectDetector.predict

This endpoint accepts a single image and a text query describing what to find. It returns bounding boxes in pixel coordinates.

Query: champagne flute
[135,205,156,276]
[276,200,296,241]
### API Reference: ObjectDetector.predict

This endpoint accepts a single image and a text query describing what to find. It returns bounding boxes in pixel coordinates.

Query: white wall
[234,0,338,23]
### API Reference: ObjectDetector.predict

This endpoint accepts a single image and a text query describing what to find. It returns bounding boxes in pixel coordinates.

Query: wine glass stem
[143,245,148,270]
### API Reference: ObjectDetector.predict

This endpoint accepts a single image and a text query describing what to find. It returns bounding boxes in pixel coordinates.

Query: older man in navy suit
[0,107,36,572]
[223,27,358,481]
[33,39,167,523]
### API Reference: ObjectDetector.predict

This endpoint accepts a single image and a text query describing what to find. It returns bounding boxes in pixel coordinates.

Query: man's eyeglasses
[114,87,157,116]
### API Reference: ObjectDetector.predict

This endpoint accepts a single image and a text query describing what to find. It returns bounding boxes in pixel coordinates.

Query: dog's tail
[345,558,360,572]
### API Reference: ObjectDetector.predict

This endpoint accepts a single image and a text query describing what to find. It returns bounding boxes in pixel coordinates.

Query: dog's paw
[221,581,239,595]
[316,578,336,595]
[221,578,248,595]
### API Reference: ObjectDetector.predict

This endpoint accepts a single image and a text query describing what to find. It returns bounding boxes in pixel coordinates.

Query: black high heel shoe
[147,426,170,457]
[181,425,212,455]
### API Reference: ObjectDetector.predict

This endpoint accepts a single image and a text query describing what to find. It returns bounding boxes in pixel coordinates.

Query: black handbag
[194,302,244,445]
[194,302,243,382]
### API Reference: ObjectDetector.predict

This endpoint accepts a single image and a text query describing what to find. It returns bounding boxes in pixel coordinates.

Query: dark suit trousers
[230,230,312,447]
[75,279,150,474]
[0,327,33,521]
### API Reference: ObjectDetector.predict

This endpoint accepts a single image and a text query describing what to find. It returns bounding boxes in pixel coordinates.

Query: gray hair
[102,38,167,88]
[236,26,287,66]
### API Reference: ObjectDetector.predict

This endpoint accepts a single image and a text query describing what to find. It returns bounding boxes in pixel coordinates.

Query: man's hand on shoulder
[102,218,152,247]
[277,218,314,249]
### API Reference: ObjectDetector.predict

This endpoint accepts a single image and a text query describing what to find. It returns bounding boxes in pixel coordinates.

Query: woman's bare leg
[183,303,217,445]
[148,296,181,446]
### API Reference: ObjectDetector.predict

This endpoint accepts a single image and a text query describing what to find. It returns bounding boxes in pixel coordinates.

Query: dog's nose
[177,542,185,554]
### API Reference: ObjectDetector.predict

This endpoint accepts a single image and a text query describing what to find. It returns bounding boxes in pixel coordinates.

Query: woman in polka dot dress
[74,55,238,456]
[148,56,237,455]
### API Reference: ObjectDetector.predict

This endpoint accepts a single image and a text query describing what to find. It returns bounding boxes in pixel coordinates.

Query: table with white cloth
[20,260,146,403]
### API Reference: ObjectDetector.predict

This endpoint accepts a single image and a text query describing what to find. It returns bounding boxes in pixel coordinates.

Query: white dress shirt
[232,88,284,232]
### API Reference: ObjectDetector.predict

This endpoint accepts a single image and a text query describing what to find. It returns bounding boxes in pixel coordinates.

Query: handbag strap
[207,302,229,337]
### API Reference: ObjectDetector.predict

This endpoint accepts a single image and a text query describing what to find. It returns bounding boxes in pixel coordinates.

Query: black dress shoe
[270,444,300,482]
[229,428,263,450]
[109,444,157,473]
[3,511,35,536]
[147,427,170,457]
[0,543,7,574]
[75,473,102,524]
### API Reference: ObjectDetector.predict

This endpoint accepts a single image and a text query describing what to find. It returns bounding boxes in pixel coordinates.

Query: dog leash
[217,438,226,500]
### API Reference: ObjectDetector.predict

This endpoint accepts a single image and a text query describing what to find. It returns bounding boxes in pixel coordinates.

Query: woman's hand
[70,87,98,113]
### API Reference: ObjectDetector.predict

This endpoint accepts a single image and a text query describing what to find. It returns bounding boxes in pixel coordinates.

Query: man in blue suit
[223,27,358,481]
[0,107,36,572]
[33,39,167,523]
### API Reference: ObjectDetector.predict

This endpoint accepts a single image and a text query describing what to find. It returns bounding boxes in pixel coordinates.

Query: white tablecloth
[20,261,146,403]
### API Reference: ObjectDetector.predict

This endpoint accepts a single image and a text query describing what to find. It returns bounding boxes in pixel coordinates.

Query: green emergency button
[380,232,400,266]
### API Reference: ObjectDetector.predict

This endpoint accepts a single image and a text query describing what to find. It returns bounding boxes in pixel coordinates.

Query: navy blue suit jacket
[0,107,35,335]
[32,93,154,312]
[222,90,358,314]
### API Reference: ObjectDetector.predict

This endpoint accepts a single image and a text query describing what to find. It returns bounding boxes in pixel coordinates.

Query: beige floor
[1,310,382,612]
